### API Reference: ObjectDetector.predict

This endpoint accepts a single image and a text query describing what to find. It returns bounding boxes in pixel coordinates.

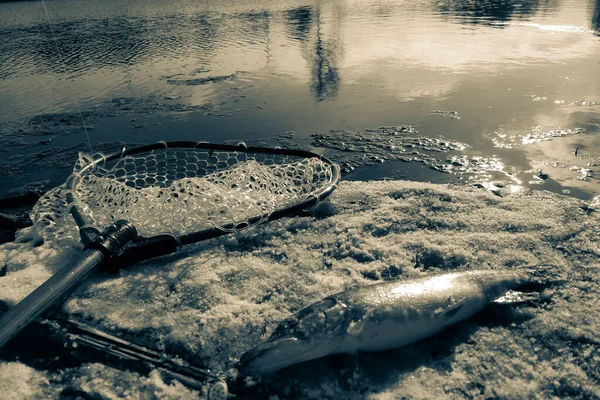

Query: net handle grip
[0,248,106,349]
[0,221,137,349]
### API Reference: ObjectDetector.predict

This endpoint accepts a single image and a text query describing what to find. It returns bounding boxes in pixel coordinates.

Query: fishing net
[31,143,339,245]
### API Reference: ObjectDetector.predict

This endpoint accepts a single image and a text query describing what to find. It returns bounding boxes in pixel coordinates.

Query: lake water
[1,0,599,199]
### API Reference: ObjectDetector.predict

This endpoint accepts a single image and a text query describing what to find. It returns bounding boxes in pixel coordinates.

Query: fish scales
[240,269,530,375]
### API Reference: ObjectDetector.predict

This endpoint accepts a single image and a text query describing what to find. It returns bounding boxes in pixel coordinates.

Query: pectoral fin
[433,297,465,320]
[441,301,464,319]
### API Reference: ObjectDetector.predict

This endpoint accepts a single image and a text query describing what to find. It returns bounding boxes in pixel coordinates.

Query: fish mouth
[239,335,330,376]
[240,297,351,375]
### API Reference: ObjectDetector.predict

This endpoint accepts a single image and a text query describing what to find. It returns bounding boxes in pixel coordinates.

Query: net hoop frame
[62,141,340,254]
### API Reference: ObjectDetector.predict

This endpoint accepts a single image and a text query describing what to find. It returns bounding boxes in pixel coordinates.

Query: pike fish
[240,269,535,375]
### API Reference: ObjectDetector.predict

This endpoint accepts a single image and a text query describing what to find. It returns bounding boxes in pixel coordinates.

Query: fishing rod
[0,314,229,396]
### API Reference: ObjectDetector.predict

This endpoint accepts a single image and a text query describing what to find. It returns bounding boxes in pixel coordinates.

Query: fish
[240,269,535,375]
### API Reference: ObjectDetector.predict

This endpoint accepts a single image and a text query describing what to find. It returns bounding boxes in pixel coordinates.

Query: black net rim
[64,141,341,247]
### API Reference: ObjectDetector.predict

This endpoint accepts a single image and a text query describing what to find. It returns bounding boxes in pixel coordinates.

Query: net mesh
[31,147,337,244]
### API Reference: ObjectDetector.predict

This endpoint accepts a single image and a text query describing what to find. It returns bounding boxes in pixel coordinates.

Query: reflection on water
[1,0,600,199]
[593,0,600,32]
[11,19,155,76]
[310,9,341,101]
[436,0,553,24]
[285,6,313,42]
[283,5,341,101]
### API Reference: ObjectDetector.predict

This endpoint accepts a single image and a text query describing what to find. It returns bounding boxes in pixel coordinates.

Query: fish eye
[282,317,298,329]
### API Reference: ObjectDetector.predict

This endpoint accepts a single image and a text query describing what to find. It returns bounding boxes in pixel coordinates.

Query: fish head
[240,297,351,375]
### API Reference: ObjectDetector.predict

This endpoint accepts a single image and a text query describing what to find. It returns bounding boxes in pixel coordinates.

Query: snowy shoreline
[1,180,599,399]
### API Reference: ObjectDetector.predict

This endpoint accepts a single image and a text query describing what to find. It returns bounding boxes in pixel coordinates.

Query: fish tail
[513,264,566,289]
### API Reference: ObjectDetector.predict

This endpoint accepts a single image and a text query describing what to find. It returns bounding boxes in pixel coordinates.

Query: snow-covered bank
[1,180,599,399]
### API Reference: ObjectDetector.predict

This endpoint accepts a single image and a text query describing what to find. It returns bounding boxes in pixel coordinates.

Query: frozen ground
[0,180,599,399]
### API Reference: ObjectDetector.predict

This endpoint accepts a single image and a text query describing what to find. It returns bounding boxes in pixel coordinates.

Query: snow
[1,180,599,399]
[0,363,50,400]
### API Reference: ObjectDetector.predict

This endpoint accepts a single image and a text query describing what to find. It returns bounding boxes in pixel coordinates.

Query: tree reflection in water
[435,0,557,25]
[284,6,312,42]
[284,5,342,101]
[592,0,600,33]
